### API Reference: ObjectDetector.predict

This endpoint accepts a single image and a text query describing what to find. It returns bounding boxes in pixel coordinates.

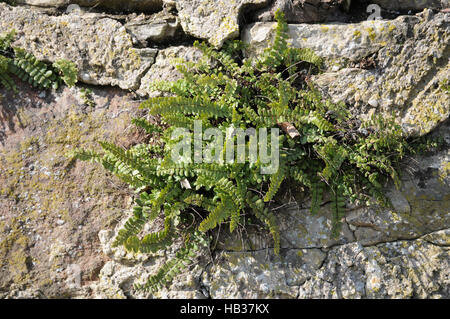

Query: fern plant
[0,30,78,91]
[71,11,428,293]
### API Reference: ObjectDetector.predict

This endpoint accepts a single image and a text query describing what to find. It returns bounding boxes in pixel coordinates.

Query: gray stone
[202,250,301,298]
[15,0,68,7]
[299,237,449,298]
[422,229,450,246]
[125,11,181,46]
[346,126,450,246]
[276,203,355,249]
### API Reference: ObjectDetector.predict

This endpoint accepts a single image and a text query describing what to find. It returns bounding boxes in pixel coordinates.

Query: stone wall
[0,0,449,299]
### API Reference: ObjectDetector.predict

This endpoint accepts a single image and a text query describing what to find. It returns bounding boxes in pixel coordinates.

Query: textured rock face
[0,84,140,298]
[371,0,446,11]
[74,0,163,12]
[15,0,68,7]
[252,0,351,23]
[242,17,410,64]
[125,11,181,46]
[203,234,449,299]
[313,11,450,136]
[0,3,158,90]
[0,2,449,299]
[243,10,450,136]
[199,122,449,299]
[176,0,269,47]
[16,0,164,12]
[138,46,203,97]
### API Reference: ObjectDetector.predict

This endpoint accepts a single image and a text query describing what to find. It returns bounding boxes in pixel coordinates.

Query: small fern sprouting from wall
[71,11,434,293]
[0,30,78,92]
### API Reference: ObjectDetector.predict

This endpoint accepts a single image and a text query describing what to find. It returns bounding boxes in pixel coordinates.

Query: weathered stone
[125,11,181,46]
[0,83,140,298]
[0,3,157,90]
[313,11,450,136]
[298,236,450,298]
[242,15,413,64]
[252,0,351,23]
[202,250,301,298]
[371,0,446,11]
[74,0,163,12]
[422,229,450,246]
[276,203,356,249]
[16,0,164,12]
[92,260,206,299]
[176,0,269,47]
[203,229,450,298]
[138,46,203,97]
[1,0,449,300]
[243,10,449,136]
[15,0,67,7]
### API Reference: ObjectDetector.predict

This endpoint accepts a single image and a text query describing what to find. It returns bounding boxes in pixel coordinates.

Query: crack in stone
[213,227,450,255]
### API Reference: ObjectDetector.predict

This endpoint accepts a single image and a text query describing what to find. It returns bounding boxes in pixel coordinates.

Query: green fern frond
[143,96,232,119]
[310,180,324,215]
[10,48,59,90]
[198,199,234,232]
[113,208,149,247]
[53,59,78,87]
[134,231,207,292]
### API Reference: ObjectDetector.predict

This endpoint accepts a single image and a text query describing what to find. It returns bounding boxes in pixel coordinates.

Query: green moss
[388,24,396,33]
[0,217,30,284]
[440,162,450,182]
[366,27,376,41]
[439,79,450,93]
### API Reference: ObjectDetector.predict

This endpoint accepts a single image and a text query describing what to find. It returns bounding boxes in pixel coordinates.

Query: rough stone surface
[138,46,203,97]
[0,3,158,90]
[371,0,446,11]
[125,11,181,46]
[15,0,68,7]
[16,0,164,12]
[242,15,414,64]
[202,235,449,299]
[313,10,450,136]
[0,2,449,299]
[252,0,351,23]
[243,10,450,136]
[0,82,143,298]
[176,0,269,47]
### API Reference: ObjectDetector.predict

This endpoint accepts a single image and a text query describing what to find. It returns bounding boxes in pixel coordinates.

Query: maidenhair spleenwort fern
[71,10,433,294]
[0,30,78,91]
